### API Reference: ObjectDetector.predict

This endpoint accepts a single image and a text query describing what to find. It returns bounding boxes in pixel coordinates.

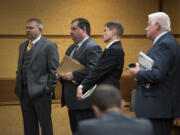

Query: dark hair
[71,18,91,36]
[26,18,43,30]
[90,84,121,112]
[105,21,124,37]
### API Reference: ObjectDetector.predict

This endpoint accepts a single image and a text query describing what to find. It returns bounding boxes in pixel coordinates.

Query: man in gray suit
[76,84,154,135]
[15,18,59,135]
[56,18,102,134]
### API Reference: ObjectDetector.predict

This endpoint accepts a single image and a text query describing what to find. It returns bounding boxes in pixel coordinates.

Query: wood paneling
[0,75,136,103]
[0,0,158,35]
[163,0,180,34]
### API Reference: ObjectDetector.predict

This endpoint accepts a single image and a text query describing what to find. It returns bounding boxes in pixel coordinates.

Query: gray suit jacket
[135,32,180,118]
[77,111,154,135]
[15,36,59,98]
[61,37,102,110]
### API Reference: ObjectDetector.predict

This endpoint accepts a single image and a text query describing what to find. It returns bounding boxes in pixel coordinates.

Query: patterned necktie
[26,41,33,51]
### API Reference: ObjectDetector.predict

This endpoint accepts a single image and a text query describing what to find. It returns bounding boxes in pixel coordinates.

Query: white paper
[81,85,97,100]
[139,51,154,71]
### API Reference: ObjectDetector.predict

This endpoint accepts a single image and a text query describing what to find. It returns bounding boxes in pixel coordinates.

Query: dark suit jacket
[15,36,59,98]
[76,111,154,135]
[61,37,102,110]
[81,40,124,91]
[135,32,180,118]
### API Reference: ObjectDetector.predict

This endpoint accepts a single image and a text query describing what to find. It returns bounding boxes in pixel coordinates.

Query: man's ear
[111,28,117,36]
[155,22,161,30]
[82,26,87,33]
[120,99,125,111]
[92,105,102,118]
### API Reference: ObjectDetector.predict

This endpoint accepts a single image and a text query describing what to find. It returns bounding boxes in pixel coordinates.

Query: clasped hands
[56,72,73,81]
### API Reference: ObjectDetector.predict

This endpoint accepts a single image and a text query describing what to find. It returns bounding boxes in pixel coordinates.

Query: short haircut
[26,18,43,30]
[148,12,171,32]
[105,21,124,37]
[71,18,91,36]
[90,84,121,112]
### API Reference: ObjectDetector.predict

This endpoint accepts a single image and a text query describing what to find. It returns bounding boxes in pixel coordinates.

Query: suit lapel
[102,41,120,55]
[72,38,90,59]
[147,32,170,56]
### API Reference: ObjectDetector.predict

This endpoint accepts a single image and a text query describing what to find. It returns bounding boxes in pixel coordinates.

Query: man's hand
[62,72,73,80]
[77,86,83,101]
[174,118,180,126]
[127,63,140,78]
[56,73,62,80]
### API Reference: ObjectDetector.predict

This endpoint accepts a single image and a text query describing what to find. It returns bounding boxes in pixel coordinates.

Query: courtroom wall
[0,0,158,78]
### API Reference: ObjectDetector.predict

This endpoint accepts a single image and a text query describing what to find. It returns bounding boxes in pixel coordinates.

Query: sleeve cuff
[78,85,83,89]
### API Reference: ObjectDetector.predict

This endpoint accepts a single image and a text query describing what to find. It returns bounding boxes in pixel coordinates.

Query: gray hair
[26,18,43,30]
[148,12,171,32]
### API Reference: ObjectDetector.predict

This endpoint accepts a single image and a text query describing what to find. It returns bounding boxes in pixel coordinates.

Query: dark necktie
[70,45,78,57]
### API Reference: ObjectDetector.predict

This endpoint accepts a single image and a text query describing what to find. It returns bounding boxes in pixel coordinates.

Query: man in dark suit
[77,21,124,100]
[15,18,59,135]
[76,84,154,135]
[128,12,180,135]
[56,18,102,134]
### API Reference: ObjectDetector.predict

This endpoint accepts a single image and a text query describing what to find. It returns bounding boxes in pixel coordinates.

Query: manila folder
[57,55,84,75]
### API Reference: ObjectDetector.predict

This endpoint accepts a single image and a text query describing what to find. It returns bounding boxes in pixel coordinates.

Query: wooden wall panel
[0,75,136,103]
[0,37,152,78]
[121,38,152,75]
[0,38,24,78]
[0,0,158,35]
[163,0,180,34]
[177,38,180,43]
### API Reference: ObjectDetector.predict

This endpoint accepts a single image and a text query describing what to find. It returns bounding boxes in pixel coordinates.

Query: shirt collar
[153,32,168,45]
[77,36,89,49]
[29,35,41,45]
[106,40,120,49]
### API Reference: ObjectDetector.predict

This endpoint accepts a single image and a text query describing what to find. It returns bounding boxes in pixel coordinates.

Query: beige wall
[0,0,158,35]
[0,0,179,78]
[0,0,160,78]
[163,0,180,34]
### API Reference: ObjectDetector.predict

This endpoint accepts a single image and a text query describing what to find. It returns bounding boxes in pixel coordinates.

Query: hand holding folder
[57,55,84,74]
[57,55,84,83]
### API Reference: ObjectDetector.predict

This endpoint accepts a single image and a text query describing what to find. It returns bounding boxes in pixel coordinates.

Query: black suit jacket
[77,111,154,135]
[135,32,180,118]
[81,40,124,91]
[15,36,59,98]
[61,37,102,110]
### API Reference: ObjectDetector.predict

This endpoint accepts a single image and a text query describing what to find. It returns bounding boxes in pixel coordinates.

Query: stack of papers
[139,51,154,88]
[138,51,154,70]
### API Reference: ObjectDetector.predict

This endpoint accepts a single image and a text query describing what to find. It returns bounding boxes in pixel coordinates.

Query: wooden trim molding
[0,34,180,39]
[0,34,147,39]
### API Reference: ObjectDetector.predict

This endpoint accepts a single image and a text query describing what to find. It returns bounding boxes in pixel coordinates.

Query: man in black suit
[56,18,102,134]
[77,21,124,100]
[15,18,59,135]
[128,12,180,135]
[76,84,154,135]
